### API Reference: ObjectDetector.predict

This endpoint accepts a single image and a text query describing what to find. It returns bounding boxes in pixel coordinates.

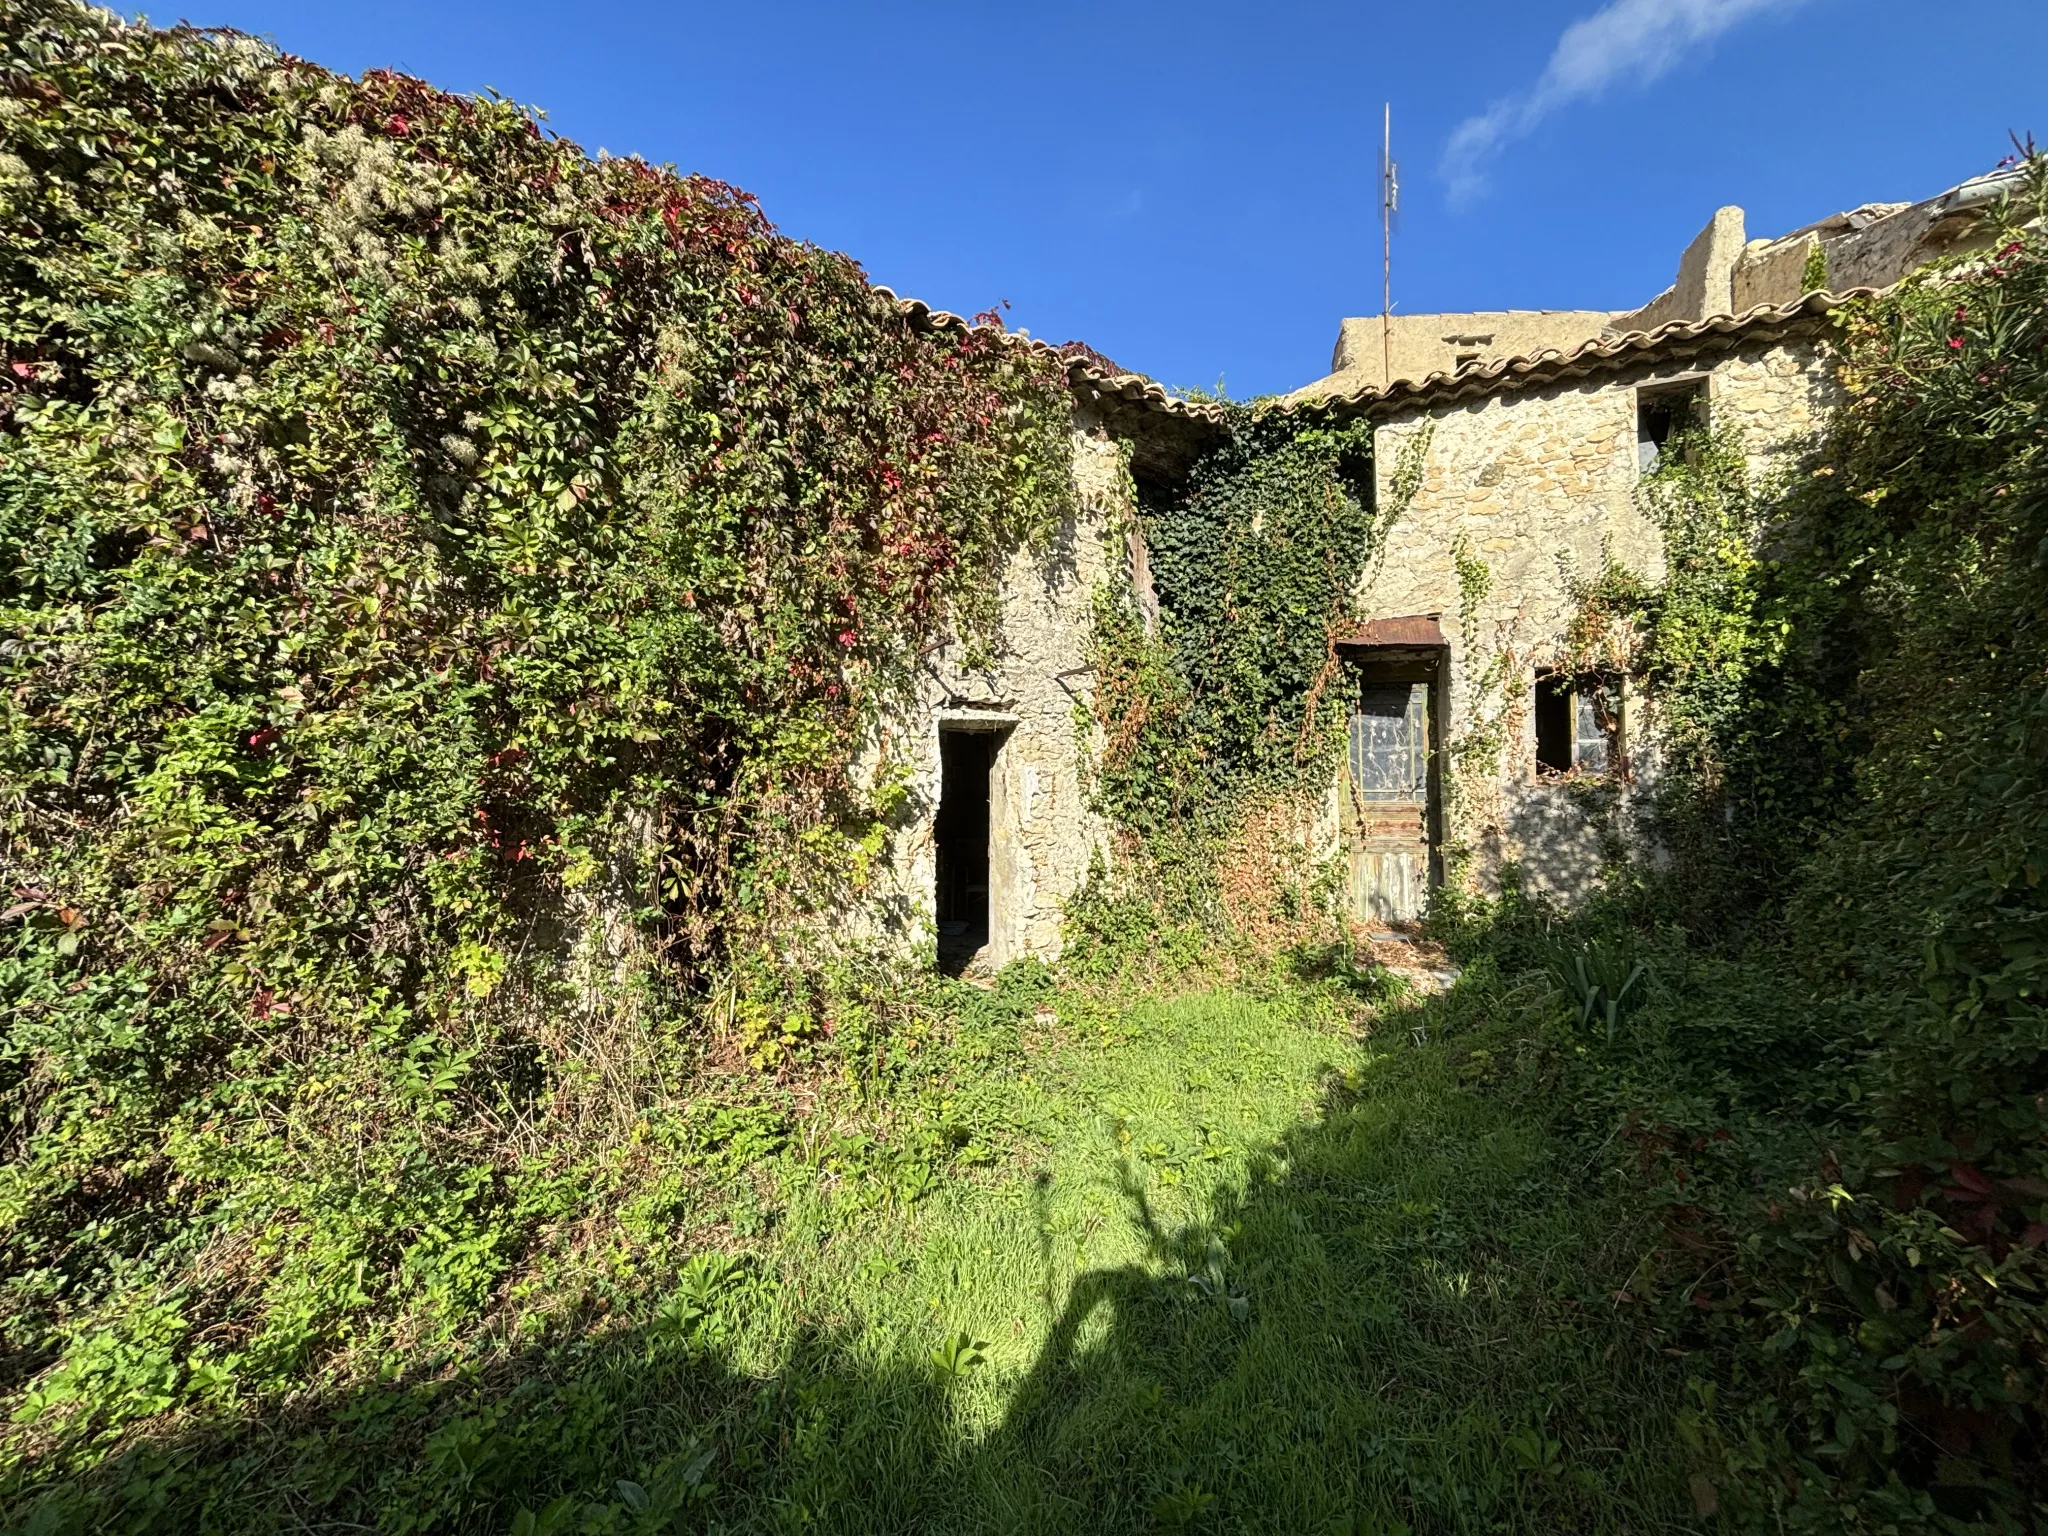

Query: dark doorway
[935,728,996,976]
[1533,668,1573,777]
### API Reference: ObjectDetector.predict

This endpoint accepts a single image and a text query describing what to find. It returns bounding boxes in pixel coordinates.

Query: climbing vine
[0,0,1070,1463]
[1074,410,1428,959]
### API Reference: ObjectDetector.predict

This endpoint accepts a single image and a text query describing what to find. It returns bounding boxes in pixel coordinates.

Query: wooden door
[1345,681,1431,924]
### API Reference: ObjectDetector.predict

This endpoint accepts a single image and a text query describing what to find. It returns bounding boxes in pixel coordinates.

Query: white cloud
[1441,0,1809,206]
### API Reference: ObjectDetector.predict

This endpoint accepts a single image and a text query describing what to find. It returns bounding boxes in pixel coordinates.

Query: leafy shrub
[1459,158,2048,1532]
[1540,929,1648,1043]
[0,0,1071,1488]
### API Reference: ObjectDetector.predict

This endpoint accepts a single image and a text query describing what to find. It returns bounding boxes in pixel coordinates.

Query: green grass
[27,981,1701,1535]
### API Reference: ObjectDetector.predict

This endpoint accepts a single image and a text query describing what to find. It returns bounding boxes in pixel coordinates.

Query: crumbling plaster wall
[857,404,1125,967]
[1731,232,1822,314]
[1356,334,1834,903]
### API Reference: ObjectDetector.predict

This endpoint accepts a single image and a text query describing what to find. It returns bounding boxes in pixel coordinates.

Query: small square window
[1637,379,1707,473]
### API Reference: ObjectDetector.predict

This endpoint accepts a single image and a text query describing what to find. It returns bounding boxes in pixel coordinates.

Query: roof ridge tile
[1278,288,1874,418]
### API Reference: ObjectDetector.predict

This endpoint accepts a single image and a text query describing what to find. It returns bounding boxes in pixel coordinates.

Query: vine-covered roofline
[875,286,1224,478]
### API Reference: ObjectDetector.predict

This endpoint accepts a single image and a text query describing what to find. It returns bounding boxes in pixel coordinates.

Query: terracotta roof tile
[1275,289,1872,420]
[875,285,1872,433]
[873,286,1224,423]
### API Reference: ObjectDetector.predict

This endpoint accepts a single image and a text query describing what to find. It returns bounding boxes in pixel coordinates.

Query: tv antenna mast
[1380,103,1399,384]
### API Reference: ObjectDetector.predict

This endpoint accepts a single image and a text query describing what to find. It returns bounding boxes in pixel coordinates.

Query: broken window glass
[1534,670,1621,779]
[1349,683,1428,801]
[1575,683,1611,773]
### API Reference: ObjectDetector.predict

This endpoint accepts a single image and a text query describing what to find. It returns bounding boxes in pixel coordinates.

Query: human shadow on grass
[10,1040,1691,1536]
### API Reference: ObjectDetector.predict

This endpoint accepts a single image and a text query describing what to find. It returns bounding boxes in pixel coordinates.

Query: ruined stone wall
[1611,206,1746,335]
[1818,199,1999,293]
[1360,334,1835,903]
[1731,232,1821,314]
[854,404,1124,968]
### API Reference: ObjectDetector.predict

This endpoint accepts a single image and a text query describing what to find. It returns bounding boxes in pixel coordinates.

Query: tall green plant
[1528,155,2048,1530]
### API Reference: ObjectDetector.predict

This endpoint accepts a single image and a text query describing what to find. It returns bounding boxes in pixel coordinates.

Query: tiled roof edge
[873,285,1225,423]
[1275,288,1877,420]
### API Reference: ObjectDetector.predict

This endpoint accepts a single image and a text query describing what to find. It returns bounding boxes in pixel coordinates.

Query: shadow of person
[945,1053,1693,1536]
[10,1031,1688,1536]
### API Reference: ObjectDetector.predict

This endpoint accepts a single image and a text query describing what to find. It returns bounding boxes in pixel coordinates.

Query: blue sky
[187,0,2045,398]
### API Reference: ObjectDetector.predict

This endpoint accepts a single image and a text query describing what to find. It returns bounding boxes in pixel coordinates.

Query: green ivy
[0,0,1070,1468]
[1073,410,1403,958]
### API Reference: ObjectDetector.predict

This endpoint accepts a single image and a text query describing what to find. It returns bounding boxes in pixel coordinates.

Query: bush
[1455,158,2048,1530]
[0,0,1069,1483]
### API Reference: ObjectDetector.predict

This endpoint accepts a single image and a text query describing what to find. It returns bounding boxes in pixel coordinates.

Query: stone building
[1276,163,2023,923]
[1299,164,2023,395]
[856,299,1214,974]
[1300,299,1842,919]
[865,166,2021,968]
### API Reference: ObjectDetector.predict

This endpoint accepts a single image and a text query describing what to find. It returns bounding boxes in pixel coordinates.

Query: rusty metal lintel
[1332,613,1447,649]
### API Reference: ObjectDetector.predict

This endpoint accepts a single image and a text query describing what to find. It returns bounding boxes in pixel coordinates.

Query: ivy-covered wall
[856,406,1135,969]
[0,0,1082,1444]
[1072,407,1399,963]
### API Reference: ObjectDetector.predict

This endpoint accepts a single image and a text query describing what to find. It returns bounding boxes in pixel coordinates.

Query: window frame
[1532,668,1626,783]
[1635,374,1710,475]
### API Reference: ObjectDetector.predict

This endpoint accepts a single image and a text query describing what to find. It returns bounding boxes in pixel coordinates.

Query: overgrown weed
[1416,160,2048,1522]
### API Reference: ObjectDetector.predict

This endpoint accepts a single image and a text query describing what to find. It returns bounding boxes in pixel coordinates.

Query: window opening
[935,729,995,976]
[1453,351,1482,370]
[1575,681,1612,773]
[1533,669,1572,777]
[1637,378,1706,474]
[1349,682,1428,802]
[1336,446,1376,514]
[1534,670,1621,779]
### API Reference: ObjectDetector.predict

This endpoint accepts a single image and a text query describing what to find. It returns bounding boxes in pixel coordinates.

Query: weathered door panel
[1345,681,1432,924]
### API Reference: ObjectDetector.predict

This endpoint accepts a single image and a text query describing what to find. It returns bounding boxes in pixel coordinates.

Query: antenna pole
[1381,103,1393,384]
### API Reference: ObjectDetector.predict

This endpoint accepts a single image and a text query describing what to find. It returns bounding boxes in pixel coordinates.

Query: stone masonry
[859,405,1125,971]
[1359,335,1836,901]
[851,163,2012,963]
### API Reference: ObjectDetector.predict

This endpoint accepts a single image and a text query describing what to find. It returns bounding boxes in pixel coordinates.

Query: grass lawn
[34,978,1702,1535]
[694,983,1698,1534]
